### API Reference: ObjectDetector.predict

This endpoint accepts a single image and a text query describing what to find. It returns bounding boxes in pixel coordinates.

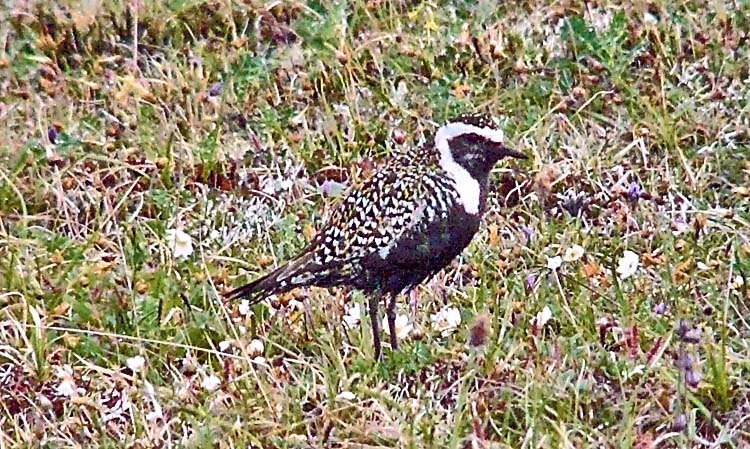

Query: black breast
[357,202,481,295]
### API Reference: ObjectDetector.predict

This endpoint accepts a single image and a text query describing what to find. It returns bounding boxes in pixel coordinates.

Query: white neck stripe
[433,123,503,216]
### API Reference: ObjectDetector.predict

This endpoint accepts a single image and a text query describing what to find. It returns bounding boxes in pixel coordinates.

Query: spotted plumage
[227,113,527,359]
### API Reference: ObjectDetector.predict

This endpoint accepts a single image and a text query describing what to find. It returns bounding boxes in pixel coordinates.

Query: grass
[1,0,749,447]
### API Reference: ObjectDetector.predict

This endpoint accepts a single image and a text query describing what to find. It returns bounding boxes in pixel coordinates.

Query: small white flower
[333,103,351,116]
[218,340,231,351]
[383,314,413,340]
[165,228,193,258]
[671,220,689,236]
[430,306,462,337]
[391,79,409,106]
[146,410,162,421]
[251,356,268,365]
[287,299,304,311]
[731,275,745,290]
[697,262,709,271]
[56,379,77,397]
[336,391,356,401]
[248,339,264,357]
[201,374,221,391]
[532,306,553,327]
[238,299,251,316]
[547,255,563,270]
[643,12,658,24]
[54,365,79,397]
[342,303,362,329]
[563,245,585,262]
[616,250,640,279]
[126,355,145,372]
[277,179,294,190]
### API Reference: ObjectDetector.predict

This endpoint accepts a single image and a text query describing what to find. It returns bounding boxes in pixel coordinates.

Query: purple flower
[653,302,666,315]
[627,182,643,201]
[676,352,695,371]
[48,127,59,144]
[685,369,702,388]
[320,179,347,197]
[560,189,587,217]
[672,414,687,432]
[209,82,223,97]
[678,319,702,343]
[526,273,538,290]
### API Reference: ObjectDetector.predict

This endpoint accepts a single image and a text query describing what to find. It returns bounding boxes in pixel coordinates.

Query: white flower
[391,79,409,106]
[336,391,356,401]
[616,250,640,279]
[277,179,294,190]
[731,275,745,290]
[126,355,145,372]
[238,299,252,316]
[251,356,268,365]
[342,303,362,329]
[531,306,553,327]
[643,12,659,24]
[430,306,462,337]
[287,299,304,311]
[55,365,78,397]
[165,228,193,258]
[248,339,264,357]
[54,365,86,397]
[563,245,585,262]
[671,220,689,236]
[697,262,709,271]
[201,374,221,391]
[333,103,351,117]
[146,410,162,422]
[547,255,563,270]
[218,340,231,351]
[383,314,413,340]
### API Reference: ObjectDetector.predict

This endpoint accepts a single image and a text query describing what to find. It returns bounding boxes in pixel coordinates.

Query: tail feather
[227,253,358,305]
[226,252,319,305]
[225,267,287,305]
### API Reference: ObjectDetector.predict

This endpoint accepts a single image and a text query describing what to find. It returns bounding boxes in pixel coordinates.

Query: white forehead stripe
[432,121,504,216]
[434,122,505,145]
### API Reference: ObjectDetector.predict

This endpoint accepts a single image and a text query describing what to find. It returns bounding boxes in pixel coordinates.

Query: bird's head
[434,113,526,180]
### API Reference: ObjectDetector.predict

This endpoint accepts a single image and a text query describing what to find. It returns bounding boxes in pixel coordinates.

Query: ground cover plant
[1,0,749,447]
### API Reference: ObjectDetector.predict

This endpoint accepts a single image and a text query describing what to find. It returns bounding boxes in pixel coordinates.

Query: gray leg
[368,293,382,360]
[387,293,398,350]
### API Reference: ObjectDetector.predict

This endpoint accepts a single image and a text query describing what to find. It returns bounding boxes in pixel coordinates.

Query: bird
[227,113,527,359]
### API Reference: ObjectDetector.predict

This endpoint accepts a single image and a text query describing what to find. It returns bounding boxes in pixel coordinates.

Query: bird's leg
[409,289,420,322]
[302,295,314,341]
[386,293,398,350]
[368,292,382,360]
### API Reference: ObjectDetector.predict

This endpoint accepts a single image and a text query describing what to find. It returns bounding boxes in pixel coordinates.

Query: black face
[448,133,526,180]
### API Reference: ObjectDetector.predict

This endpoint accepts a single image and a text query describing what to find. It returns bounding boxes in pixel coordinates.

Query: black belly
[357,207,481,295]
